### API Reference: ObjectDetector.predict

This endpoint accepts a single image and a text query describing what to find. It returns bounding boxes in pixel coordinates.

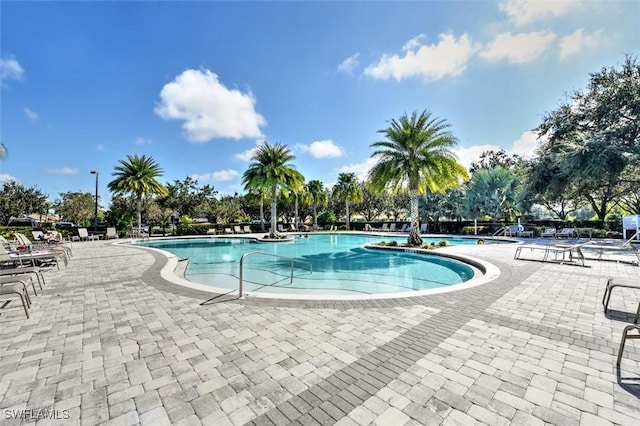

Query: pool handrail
[238,251,313,299]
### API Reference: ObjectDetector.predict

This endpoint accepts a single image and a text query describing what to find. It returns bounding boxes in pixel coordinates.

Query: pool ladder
[238,251,313,299]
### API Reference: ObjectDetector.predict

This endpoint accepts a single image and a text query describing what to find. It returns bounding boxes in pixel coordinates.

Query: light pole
[90,170,98,232]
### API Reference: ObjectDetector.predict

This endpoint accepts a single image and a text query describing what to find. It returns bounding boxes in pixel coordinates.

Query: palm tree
[333,173,362,231]
[242,142,304,238]
[369,110,468,246]
[108,154,168,234]
[305,180,328,230]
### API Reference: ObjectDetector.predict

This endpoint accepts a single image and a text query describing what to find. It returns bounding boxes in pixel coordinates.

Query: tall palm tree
[108,154,168,234]
[333,173,362,231]
[305,180,328,230]
[242,142,303,238]
[369,110,468,246]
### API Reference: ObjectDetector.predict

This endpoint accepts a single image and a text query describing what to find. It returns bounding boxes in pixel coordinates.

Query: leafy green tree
[53,191,96,225]
[242,142,304,238]
[108,154,168,233]
[469,149,521,174]
[385,192,410,221]
[333,173,362,230]
[317,210,336,225]
[215,194,248,224]
[420,187,465,232]
[354,183,388,222]
[369,110,468,245]
[463,167,528,223]
[160,176,217,219]
[0,181,48,225]
[305,180,328,229]
[533,55,640,223]
[105,194,135,234]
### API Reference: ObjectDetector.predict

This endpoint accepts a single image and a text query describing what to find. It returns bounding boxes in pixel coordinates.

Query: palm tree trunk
[270,186,278,238]
[345,201,350,231]
[260,195,265,232]
[313,205,318,228]
[408,189,422,246]
[136,192,143,235]
[294,194,299,231]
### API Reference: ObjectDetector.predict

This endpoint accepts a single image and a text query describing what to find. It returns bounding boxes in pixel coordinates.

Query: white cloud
[338,53,360,74]
[0,174,17,183]
[24,107,39,121]
[510,130,545,157]
[454,131,544,169]
[46,167,78,175]
[364,33,478,81]
[339,157,379,181]
[192,169,239,183]
[480,31,556,63]
[155,69,266,143]
[499,0,578,26]
[235,140,263,162]
[96,144,105,151]
[0,57,24,81]
[559,29,608,60]
[296,140,344,159]
[134,137,152,146]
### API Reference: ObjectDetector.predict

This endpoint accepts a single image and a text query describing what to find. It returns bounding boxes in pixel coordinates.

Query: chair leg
[617,325,640,365]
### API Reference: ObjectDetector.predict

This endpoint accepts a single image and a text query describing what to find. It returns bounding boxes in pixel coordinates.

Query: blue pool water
[138,234,480,296]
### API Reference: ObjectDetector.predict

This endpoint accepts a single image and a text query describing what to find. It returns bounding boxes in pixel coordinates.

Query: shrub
[388,240,398,247]
[438,240,447,247]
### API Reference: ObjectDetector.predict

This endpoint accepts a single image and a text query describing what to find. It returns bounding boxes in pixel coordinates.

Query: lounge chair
[420,224,427,233]
[505,224,523,237]
[15,233,71,263]
[399,224,409,233]
[540,228,557,238]
[243,225,252,233]
[234,225,247,234]
[1,239,68,270]
[277,224,285,233]
[105,227,118,239]
[380,223,389,232]
[78,228,98,241]
[0,277,32,318]
[224,228,233,235]
[514,241,592,266]
[389,223,396,232]
[617,324,640,366]
[602,278,640,323]
[556,228,575,238]
[206,228,217,235]
[0,266,46,290]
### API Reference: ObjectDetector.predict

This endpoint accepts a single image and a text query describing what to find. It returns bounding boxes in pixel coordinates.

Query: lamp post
[90,170,98,232]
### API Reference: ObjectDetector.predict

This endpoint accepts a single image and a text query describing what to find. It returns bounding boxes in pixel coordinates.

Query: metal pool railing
[238,251,313,299]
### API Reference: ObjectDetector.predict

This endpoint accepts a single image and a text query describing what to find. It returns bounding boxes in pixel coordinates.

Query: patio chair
[389,223,396,232]
[243,225,252,233]
[399,224,409,233]
[105,227,118,239]
[420,224,427,233]
[224,228,233,235]
[602,278,640,323]
[77,228,98,241]
[556,228,575,238]
[0,266,46,290]
[206,228,217,235]
[233,225,244,234]
[505,224,523,237]
[277,224,285,233]
[380,223,389,232]
[0,279,31,319]
[616,324,640,366]
[1,239,67,270]
[540,228,557,238]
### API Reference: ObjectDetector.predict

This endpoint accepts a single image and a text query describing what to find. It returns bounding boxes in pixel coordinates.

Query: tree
[305,180,328,229]
[469,149,521,174]
[355,183,388,222]
[533,55,640,223]
[0,181,48,225]
[215,194,247,224]
[463,167,528,223]
[242,142,304,238]
[369,110,468,246]
[160,176,217,220]
[107,154,168,234]
[53,191,96,225]
[332,173,362,230]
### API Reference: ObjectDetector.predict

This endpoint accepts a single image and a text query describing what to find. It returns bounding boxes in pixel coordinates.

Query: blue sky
[1,0,638,208]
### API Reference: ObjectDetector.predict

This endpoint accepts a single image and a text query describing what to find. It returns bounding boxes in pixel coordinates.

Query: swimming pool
[137,234,495,298]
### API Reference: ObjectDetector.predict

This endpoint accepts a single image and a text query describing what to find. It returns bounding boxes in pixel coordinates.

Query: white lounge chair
[556,228,575,238]
[420,224,427,233]
[105,227,118,239]
[540,228,556,238]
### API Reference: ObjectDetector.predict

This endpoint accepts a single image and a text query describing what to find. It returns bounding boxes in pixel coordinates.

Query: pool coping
[120,233,505,302]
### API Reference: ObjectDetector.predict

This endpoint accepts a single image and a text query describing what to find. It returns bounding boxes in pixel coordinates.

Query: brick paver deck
[0,237,638,425]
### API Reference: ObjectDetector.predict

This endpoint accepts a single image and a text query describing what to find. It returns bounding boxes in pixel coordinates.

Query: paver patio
[0,237,638,425]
